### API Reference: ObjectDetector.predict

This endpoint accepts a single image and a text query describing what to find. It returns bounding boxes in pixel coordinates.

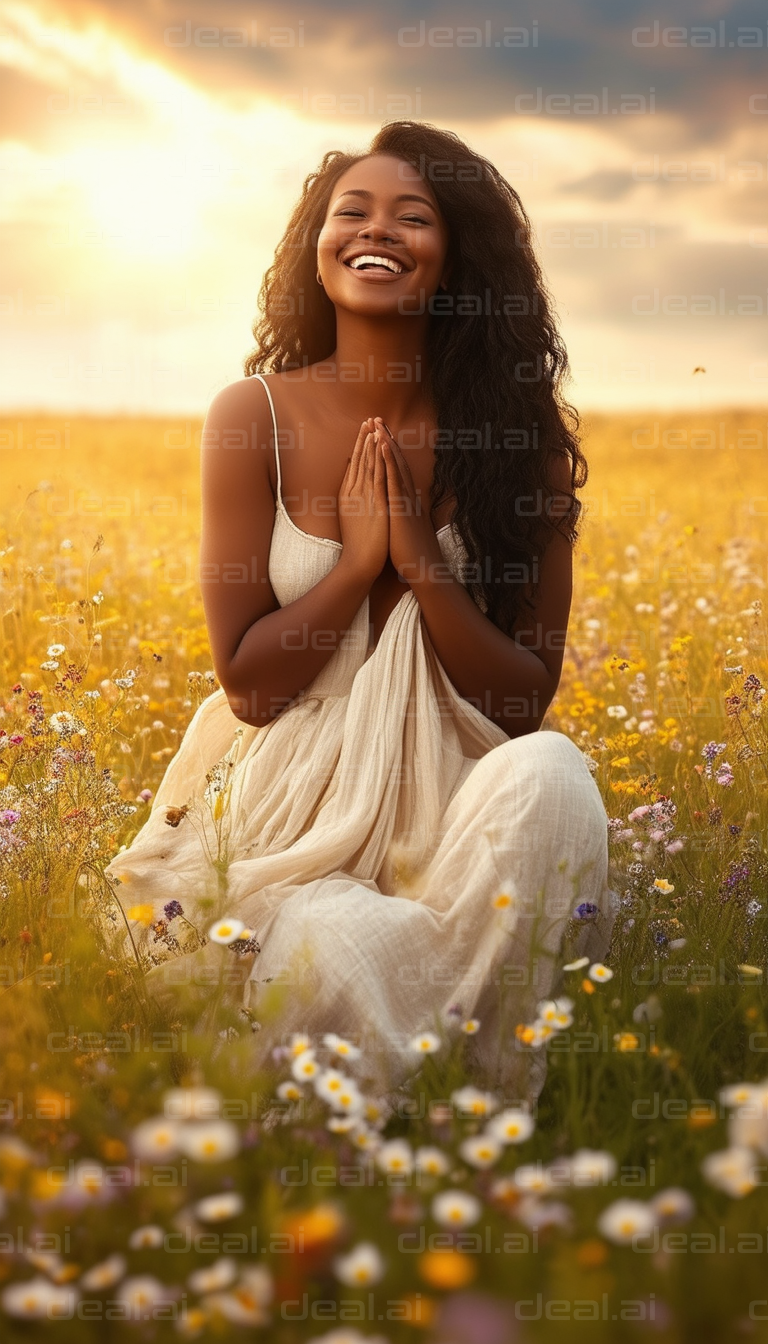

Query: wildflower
[194,1192,244,1222]
[289,1033,312,1056]
[276,1081,303,1102]
[415,1146,449,1177]
[701,1147,759,1198]
[701,741,727,773]
[279,1202,345,1249]
[563,956,589,972]
[126,904,155,927]
[349,1127,382,1153]
[331,1084,365,1116]
[376,1139,413,1176]
[607,705,628,719]
[131,1117,181,1160]
[188,1258,237,1294]
[451,1085,499,1119]
[651,1188,696,1225]
[128,1226,165,1249]
[737,965,763,981]
[588,963,614,983]
[516,1197,573,1231]
[200,1286,268,1326]
[459,1133,502,1169]
[417,1248,476,1289]
[653,878,675,894]
[322,1033,361,1061]
[116,1277,170,1319]
[164,1087,222,1120]
[176,1308,209,1337]
[333,1242,385,1287]
[208,918,246,946]
[177,1121,240,1163]
[291,1050,320,1082]
[432,1191,481,1228]
[727,1092,768,1154]
[493,892,515,909]
[327,1116,357,1134]
[487,1108,535,1145]
[461,1018,480,1034]
[513,1163,555,1194]
[614,1032,641,1052]
[318,1074,364,1117]
[407,1031,440,1054]
[2,1277,78,1318]
[597,1199,657,1244]
[568,1150,618,1186]
[574,902,599,921]
[537,997,574,1028]
[308,1333,388,1344]
[81,1255,127,1290]
[164,900,183,921]
[49,711,85,737]
[238,1265,273,1306]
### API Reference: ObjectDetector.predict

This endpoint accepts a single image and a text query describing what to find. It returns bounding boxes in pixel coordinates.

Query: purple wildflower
[163,900,183,922]
[574,902,599,921]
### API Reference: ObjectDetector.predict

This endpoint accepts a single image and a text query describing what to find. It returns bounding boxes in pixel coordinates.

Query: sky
[1,0,767,413]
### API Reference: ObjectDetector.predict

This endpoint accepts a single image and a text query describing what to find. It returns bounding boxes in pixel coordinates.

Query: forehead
[329,154,440,211]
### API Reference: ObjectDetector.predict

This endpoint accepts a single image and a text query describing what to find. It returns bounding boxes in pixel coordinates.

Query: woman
[106,121,615,1098]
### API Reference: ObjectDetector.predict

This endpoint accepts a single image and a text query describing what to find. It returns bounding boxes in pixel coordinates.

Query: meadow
[0,407,767,1344]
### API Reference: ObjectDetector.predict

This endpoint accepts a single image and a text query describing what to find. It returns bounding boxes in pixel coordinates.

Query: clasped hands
[337,416,444,583]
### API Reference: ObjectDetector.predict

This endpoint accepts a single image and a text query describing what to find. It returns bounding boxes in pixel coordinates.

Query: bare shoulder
[200,376,276,506]
[203,375,270,436]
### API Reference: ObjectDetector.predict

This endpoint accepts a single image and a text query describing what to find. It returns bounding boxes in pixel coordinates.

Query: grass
[0,407,767,1342]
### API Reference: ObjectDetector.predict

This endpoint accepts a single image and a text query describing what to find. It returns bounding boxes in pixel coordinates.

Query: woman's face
[316,154,450,317]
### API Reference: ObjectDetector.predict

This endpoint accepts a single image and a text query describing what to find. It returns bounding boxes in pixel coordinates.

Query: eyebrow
[335,189,437,210]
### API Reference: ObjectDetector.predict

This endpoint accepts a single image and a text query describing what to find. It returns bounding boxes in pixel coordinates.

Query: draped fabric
[105,375,616,1099]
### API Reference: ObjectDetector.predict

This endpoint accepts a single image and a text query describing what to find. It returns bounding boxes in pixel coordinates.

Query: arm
[199,379,388,727]
[377,421,574,739]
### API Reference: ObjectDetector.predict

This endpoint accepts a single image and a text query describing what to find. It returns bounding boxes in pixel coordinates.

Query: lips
[341,248,411,278]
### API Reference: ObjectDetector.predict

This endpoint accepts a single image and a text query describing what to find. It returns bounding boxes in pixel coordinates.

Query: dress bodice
[250,373,470,690]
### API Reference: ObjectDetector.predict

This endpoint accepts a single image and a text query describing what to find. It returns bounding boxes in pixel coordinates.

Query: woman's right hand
[337,418,389,581]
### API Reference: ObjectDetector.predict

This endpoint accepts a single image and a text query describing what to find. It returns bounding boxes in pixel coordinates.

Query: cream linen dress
[105,373,616,1099]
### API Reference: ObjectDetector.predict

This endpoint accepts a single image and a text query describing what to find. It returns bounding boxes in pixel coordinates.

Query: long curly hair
[244,120,587,635]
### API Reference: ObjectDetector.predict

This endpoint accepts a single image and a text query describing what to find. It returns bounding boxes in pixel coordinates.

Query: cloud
[4,0,766,136]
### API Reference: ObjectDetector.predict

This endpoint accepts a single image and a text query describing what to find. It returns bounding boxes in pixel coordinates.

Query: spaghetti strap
[251,372,283,504]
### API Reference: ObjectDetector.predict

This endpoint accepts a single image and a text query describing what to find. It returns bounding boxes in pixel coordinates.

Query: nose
[356,215,400,245]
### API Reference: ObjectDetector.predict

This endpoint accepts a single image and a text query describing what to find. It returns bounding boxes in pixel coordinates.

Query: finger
[375,418,411,478]
[373,434,387,505]
[354,432,375,491]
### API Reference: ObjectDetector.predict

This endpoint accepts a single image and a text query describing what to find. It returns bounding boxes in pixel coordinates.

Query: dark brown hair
[245,120,586,634]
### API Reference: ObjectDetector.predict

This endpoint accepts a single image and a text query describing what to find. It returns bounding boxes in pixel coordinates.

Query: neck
[327,309,432,424]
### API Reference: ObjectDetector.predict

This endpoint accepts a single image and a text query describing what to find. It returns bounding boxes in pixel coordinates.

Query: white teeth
[348,254,404,274]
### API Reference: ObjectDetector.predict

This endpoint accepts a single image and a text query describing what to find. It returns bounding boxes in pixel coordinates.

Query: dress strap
[250,372,282,504]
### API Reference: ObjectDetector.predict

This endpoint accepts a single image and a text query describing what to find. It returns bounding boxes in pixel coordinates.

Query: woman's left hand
[374,418,443,583]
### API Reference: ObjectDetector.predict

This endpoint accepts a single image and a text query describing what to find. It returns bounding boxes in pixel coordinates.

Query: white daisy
[332,1242,385,1287]
[431,1190,481,1228]
[597,1199,657,1244]
[486,1108,535,1145]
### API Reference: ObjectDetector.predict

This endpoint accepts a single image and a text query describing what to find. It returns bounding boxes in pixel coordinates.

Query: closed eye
[335,209,430,225]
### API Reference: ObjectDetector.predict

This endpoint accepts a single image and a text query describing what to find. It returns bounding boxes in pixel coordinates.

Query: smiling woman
[105,120,616,1095]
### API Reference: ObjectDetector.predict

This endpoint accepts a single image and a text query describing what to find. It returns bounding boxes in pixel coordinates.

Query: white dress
[105,374,616,1099]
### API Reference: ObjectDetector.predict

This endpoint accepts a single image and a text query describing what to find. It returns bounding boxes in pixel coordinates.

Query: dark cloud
[18,0,768,135]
